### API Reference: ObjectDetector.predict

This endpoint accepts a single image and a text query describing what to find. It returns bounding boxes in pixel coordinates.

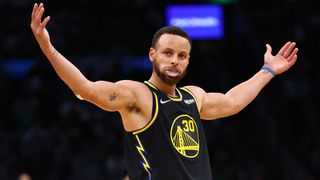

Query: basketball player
[31,3,298,180]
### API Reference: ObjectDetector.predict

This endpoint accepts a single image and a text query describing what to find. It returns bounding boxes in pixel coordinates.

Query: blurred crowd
[0,0,320,180]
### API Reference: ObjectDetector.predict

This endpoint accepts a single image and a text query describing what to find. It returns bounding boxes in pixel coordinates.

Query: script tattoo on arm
[53,50,60,57]
[109,92,117,101]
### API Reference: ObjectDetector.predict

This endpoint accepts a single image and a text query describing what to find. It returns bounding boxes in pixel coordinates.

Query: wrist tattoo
[262,69,269,74]
[109,92,117,101]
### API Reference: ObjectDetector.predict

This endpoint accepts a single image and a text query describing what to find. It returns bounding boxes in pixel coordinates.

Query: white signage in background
[166,4,224,40]
[170,17,220,28]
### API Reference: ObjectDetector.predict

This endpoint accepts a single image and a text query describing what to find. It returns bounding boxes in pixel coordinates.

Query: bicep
[78,80,136,112]
[200,92,236,120]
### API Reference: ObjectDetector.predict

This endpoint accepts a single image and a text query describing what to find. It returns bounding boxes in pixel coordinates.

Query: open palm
[30,3,51,50]
[264,42,298,75]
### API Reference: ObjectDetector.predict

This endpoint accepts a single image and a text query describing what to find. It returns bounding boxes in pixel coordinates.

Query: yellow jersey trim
[180,87,200,113]
[133,92,159,135]
[168,88,182,101]
[144,81,182,101]
[144,81,158,91]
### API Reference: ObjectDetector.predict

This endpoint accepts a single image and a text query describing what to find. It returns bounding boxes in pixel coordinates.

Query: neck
[148,72,177,97]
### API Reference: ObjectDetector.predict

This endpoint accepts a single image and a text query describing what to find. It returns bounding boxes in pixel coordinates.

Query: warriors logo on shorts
[170,114,200,158]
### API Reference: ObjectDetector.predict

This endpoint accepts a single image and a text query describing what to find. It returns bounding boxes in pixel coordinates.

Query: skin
[30,3,298,131]
[19,173,32,180]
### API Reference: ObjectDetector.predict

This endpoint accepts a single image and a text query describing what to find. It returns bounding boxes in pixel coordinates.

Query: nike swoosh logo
[160,99,171,104]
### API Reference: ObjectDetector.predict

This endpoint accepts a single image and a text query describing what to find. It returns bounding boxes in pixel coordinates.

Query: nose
[170,55,178,65]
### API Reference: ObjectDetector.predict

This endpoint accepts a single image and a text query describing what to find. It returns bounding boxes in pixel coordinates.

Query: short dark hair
[151,26,192,49]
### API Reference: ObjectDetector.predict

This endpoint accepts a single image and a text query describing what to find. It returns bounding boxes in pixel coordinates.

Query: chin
[161,75,182,86]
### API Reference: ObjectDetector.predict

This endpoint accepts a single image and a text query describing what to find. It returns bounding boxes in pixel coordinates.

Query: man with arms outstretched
[31,3,298,180]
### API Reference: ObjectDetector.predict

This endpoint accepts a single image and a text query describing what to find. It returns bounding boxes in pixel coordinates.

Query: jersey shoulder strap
[144,81,159,92]
[180,87,200,113]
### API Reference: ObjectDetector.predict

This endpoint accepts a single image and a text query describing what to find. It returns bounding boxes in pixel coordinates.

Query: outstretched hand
[30,3,51,50]
[264,42,298,75]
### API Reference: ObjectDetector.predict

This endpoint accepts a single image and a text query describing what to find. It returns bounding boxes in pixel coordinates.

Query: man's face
[149,34,191,86]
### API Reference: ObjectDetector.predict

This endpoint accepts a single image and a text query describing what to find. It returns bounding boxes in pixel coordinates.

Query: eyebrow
[162,48,188,54]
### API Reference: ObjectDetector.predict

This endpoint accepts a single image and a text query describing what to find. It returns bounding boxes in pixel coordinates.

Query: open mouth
[165,68,180,77]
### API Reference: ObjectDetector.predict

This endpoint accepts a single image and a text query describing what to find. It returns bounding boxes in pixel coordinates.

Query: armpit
[126,102,141,113]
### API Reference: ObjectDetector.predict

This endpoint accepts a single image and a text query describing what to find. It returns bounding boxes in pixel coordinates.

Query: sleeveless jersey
[124,81,212,180]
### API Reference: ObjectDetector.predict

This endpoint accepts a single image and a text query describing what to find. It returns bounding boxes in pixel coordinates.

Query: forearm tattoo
[109,92,117,101]
[53,50,60,57]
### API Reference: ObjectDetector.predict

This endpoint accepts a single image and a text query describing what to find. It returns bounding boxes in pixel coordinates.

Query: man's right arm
[31,3,135,112]
[44,46,136,112]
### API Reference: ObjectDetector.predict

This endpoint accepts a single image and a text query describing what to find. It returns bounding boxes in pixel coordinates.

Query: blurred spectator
[19,173,32,180]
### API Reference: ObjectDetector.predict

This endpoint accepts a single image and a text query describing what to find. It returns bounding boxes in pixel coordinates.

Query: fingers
[283,42,296,58]
[31,3,44,23]
[35,5,45,25]
[36,3,44,16]
[266,44,272,54]
[31,3,38,22]
[289,54,298,66]
[287,47,298,62]
[31,3,50,32]
[40,16,51,29]
[278,42,291,56]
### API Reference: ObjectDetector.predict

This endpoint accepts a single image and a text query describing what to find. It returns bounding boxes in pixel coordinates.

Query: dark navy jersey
[124,81,212,180]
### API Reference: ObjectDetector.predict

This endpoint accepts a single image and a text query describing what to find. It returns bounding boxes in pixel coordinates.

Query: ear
[149,47,155,62]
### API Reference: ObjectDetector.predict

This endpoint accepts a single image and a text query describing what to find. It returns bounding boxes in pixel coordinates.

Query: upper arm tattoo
[109,92,117,101]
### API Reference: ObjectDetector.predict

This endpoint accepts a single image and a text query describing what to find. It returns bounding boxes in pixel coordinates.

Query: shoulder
[116,79,152,100]
[182,85,207,110]
[183,85,206,96]
[115,80,144,87]
[115,80,150,92]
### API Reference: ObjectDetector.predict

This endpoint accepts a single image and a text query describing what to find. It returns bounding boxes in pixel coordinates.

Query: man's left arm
[188,42,298,120]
